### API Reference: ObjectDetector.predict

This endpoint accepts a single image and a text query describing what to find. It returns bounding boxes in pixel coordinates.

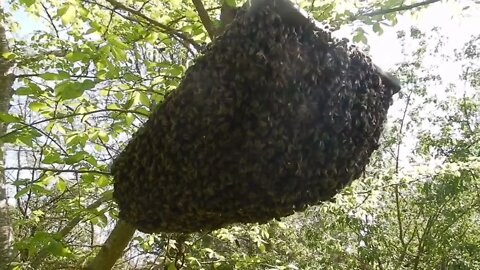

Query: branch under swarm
[87,219,136,270]
[192,0,217,39]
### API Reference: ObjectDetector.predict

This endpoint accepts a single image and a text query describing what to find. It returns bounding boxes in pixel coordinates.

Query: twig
[41,3,60,39]
[100,0,201,51]
[4,167,109,175]
[0,108,149,140]
[31,196,108,267]
[352,0,441,20]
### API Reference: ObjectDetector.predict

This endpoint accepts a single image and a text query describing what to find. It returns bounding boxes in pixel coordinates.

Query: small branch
[15,73,99,79]
[88,219,136,270]
[41,3,60,39]
[353,0,441,19]
[395,89,413,172]
[191,0,216,39]
[100,0,201,50]
[0,108,149,140]
[31,196,108,267]
[16,50,67,67]
[4,167,110,175]
[394,186,406,261]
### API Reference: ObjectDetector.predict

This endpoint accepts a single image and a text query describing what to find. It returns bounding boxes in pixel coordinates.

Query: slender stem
[3,167,109,175]
[31,197,108,267]
[99,0,201,50]
[353,0,441,19]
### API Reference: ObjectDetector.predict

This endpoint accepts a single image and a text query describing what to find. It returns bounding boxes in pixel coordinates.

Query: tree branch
[31,196,108,267]
[219,2,237,33]
[99,0,202,51]
[4,167,109,175]
[0,108,149,140]
[353,0,441,19]
[88,219,136,270]
[191,0,217,39]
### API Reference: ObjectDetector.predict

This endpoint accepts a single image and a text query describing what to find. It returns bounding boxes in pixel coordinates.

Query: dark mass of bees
[112,0,400,233]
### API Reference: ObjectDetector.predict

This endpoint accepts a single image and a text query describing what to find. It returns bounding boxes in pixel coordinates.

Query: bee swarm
[112,0,399,233]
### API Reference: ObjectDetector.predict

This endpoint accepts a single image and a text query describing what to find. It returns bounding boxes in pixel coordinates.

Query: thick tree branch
[191,0,217,39]
[219,2,237,33]
[353,0,441,19]
[88,219,136,270]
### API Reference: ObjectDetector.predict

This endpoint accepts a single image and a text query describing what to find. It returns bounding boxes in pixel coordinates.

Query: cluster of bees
[112,0,399,233]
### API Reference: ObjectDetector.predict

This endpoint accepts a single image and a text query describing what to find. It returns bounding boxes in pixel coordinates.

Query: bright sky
[368,1,480,81]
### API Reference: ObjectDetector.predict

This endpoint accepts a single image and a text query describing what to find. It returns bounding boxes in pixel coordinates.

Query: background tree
[1,2,15,266]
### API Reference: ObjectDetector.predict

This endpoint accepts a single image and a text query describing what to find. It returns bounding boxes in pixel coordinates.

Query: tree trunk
[0,7,15,267]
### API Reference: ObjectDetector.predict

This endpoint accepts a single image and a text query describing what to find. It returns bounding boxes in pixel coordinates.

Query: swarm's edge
[248,0,401,93]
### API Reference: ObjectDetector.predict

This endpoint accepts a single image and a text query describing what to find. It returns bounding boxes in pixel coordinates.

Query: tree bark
[0,5,15,267]
[87,219,136,270]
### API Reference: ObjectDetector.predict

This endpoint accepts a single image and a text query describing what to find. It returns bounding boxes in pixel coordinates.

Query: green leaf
[101,189,113,200]
[96,175,110,187]
[59,4,76,25]
[170,0,182,8]
[56,179,67,192]
[64,152,87,165]
[98,130,109,142]
[352,28,368,44]
[15,187,30,199]
[29,101,48,112]
[47,240,72,257]
[107,36,130,50]
[167,64,185,76]
[125,113,134,126]
[40,72,60,80]
[124,73,141,81]
[373,22,383,34]
[43,152,63,164]
[90,213,108,227]
[20,0,35,6]
[111,46,127,61]
[258,243,266,253]
[224,0,236,7]
[16,87,34,95]
[185,9,197,19]
[55,80,96,100]
[0,112,21,123]
[18,133,34,147]
[66,51,85,62]
[167,263,177,270]
[57,70,71,79]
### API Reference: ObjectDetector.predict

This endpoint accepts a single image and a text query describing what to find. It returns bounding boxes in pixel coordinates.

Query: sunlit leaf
[56,179,67,192]
[0,112,21,123]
